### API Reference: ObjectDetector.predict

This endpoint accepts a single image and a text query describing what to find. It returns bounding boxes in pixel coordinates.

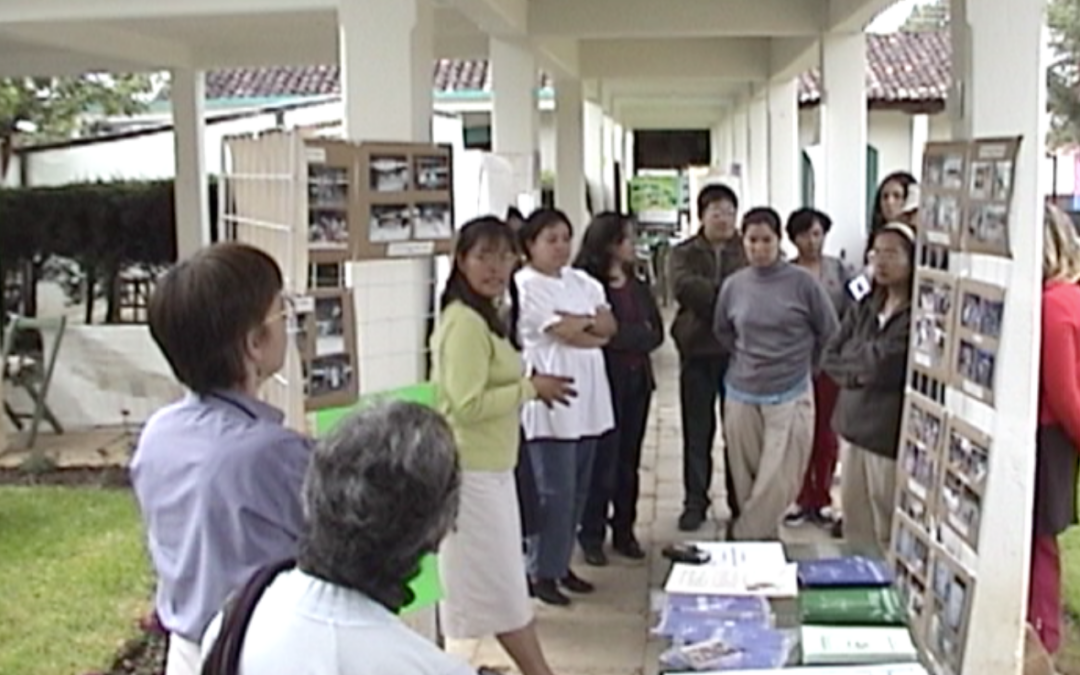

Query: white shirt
[199,569,475,675]
[514,265,615,440]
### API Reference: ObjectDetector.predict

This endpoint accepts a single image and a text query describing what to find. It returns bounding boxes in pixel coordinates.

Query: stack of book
[797,557,919,667]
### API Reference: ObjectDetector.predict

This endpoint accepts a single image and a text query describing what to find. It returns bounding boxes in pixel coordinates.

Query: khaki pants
[165,634,201,675]
[840,441,898,554]
[724,389,815,540]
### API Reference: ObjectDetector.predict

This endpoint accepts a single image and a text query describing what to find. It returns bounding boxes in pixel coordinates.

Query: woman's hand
[531,373,577,407]
[546,313,593,340]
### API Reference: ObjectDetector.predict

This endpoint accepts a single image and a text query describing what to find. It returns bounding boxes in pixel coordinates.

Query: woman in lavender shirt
[130,243,311,675]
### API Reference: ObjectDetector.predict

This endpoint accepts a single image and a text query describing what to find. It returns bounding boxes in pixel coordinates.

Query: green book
[799,587,906,626]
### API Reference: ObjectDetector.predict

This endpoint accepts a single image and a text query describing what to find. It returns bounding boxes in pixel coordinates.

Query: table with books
[655,541,927,675]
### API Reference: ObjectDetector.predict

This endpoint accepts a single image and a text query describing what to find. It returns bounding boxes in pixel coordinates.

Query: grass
[0,486,152,675]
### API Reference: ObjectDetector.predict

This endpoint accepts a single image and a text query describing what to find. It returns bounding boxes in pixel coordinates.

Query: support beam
[827,0,895,32]
[770,36,818,81]
[2,23,191,67]
[171,68,210,260]
[768,78,800,218]
[817,33,867,262]
[0,0,335,22]
[555,79,588,247]
[447,0,527,37]
[948,0,974,140]
[340,0,434,394]
[530,0,826,37]
[490,37,539,199]
[534,37,580,80]
[579,38,770,80]
[748,91,769,207]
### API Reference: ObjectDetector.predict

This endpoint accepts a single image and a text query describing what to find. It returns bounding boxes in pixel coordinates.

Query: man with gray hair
[200,401,476,675]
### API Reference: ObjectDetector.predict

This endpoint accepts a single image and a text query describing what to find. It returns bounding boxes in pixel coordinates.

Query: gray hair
[296,401,460,610]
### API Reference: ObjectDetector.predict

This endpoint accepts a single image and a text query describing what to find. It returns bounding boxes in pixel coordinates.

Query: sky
[867,0,930,33]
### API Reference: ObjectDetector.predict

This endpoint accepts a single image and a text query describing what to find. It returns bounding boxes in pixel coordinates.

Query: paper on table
[665,561,799,597]
[693,541,788,569]
[685,664,928,675]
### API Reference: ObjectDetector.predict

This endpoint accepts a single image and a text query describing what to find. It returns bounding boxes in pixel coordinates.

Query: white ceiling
[0,0,896,123]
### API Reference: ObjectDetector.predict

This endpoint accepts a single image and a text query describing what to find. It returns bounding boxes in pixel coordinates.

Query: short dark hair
[148,242,283,394]
[518,208,573,259]
[298,401,460,612]
[697,184,739,219]
[742,207,782,238]
[785,208,833,241]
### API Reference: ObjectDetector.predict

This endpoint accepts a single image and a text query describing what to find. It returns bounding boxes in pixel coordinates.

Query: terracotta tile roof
[203,32,951,106]
[798,32,951,105]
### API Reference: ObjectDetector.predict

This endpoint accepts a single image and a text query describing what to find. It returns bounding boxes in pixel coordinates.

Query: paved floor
[447,331,831,675]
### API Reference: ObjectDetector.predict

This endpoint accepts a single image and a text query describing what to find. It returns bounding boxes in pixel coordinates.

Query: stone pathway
[447,333,831,675]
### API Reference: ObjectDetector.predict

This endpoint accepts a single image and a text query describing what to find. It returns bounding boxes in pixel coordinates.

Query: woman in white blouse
[511,208,616,607]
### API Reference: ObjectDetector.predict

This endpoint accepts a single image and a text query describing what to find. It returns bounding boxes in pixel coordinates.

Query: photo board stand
[891,137,1031,675]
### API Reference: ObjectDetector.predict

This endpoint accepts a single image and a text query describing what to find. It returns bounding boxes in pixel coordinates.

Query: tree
[901,0,949,32]
[1048,0,1080,149]
[0,73,154,178]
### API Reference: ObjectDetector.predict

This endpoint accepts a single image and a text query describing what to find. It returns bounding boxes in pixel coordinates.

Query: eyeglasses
[869,249,907,262]
[266,292,299,325]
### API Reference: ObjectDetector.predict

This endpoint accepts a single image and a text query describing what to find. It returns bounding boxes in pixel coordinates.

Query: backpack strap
[200,559,296,675]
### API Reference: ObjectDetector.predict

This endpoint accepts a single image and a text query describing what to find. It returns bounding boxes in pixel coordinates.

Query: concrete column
[748,91,770,208]
[732,102,750,190]
[171,68,210,259]
[339,0,434,394]
[818,33,867,262]
[710,121,726,169]
[623,128,636,180]
[769,78,800,221]
[948,0,974,141]
[490,37,539,199]
[602,113,617,210]
[583,99,605,220]
[910,113,930,181]
[555,79,588,248]
[956,2,1048,672]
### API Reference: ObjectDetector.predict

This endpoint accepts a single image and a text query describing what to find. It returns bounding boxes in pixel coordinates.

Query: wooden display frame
[920,142,971,249]
[296,288,359,411]
[962,137,1021,258]
[355,142,455,260]
[937,417,992,553]
[952,279,1006,406]
[896,392,949,515]
[911,268,960,386]
[305,139,357,263]
[925,547,976,675]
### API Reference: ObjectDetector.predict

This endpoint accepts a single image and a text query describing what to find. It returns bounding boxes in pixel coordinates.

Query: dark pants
[796,373,841,510]
[580,366,653,547]
[515,429,542,537]
[679,354,739,519]
[525,438,598,580]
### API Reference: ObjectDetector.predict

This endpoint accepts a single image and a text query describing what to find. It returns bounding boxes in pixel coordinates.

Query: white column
[490,38,539,203]
[957,2,1048,673]
[733,103,750,197]
[748,91,770,208]
[710,122,726,169]
[818,33,868,262]
[171,68,209,259]
[583,99,605,221]
[623,128,636,180]
[910,114,930,181]
[601,113,617,210]
[769,78,800,220]
[555,79,588,249]
[339,0,434,394]
[949,0,974,141]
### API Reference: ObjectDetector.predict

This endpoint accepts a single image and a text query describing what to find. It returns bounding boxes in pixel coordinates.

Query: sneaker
[783,508,810,527]
[678,509,706,532]
[830,518,844,539]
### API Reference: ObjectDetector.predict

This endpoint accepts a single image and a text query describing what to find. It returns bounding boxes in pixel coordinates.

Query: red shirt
[1040,280,1080,446]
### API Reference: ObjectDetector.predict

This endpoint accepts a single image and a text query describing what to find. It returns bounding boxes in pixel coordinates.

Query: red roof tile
[204,32,951,106]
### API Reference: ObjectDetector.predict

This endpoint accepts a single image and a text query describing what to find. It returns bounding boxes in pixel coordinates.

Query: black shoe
[581,543,608,567]
[678,509,705,532]
[531,578,571,606]
[613,537,646,560]
[830,518,844,539]
[561,569,595,594]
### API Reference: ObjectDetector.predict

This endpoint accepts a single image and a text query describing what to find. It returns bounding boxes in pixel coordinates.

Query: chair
[2,314,67,451]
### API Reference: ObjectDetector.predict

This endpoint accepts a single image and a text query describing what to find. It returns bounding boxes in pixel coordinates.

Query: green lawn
[0,486,152,675]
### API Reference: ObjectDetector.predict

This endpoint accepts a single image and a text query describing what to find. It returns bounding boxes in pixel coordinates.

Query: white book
[688,664,928,675]
[801,626,919,666]
[664,561,799,598]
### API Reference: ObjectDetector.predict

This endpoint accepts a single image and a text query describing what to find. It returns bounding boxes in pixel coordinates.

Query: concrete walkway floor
[446,334,831,675]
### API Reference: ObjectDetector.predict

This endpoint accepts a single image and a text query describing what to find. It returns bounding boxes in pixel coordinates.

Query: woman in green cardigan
[431,216,574,675]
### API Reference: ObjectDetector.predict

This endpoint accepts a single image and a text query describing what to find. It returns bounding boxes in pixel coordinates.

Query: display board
[891,138,1021,675]
[295,288,359,411]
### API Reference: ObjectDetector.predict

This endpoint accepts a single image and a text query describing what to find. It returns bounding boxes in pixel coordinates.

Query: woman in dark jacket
[575,212,664,565]
[821,222,915,554]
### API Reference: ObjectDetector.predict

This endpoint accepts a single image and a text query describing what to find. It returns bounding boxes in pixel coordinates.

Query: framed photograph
[369,204,413,243]
[953,337,998,406]
[961,137,1022,258]
[993,160,1014,201]
[942,154,966,191]
[964,203,1010,257]
[308,252,345,289]
[911,269,959,382]
[938,470,984,550]
[308,210,349,250]
[892,512,932,582]
[369,154,411,193]
[894,564,929,630]
[308,165,349,208]
[958,279,1006,341]
[897,392,947,510]
[969,161,994,201]
[413,202,454,240]
[925,550,974,674]
[414,154,452,191]
[945,417,992,496]
[298,289,358,411]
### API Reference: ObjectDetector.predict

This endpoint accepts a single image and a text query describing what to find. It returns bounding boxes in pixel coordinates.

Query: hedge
[0,180,219,322]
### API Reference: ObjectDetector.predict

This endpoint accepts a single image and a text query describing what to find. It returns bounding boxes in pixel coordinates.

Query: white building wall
[869,110,915,178]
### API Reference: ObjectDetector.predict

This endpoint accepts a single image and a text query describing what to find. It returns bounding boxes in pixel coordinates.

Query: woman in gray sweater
[713,207,840,540]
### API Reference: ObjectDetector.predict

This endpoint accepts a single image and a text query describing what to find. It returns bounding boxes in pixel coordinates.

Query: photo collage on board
[294,288,359,411]
[952,279,1005,406]
[361,144,454,258]
[963,139,1019,257]
[307,160,351,255]
[910,268,957,406]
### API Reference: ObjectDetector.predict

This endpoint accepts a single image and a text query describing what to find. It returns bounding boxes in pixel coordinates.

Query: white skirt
[438,470,533,639]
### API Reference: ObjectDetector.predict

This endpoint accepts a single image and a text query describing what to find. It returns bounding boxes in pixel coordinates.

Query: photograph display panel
[925,551,975,675]
[305,141,357,262]
[961,138,1021,257]
[911,269,959,385]
[952,279,1005,406]
[296,288,359,411]
[920,143,971,248]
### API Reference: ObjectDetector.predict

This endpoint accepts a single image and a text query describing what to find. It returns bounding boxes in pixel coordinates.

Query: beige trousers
[840,441,898,555]
[165,634,201,675]
[724,389,815,540]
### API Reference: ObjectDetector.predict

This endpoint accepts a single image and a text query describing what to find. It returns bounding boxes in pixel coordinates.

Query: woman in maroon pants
[782,208,853,528]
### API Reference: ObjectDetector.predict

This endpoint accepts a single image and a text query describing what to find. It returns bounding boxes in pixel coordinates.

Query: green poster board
[312,381,442,614]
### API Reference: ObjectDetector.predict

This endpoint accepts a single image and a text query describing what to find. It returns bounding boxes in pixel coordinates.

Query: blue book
[797,556,894,588]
